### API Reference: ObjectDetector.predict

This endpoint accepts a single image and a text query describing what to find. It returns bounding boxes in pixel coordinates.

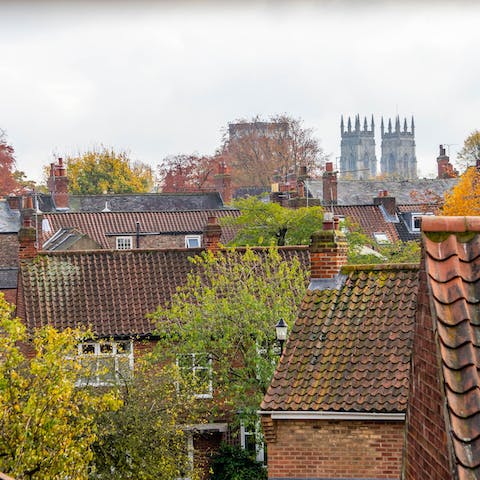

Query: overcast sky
[1,0,479,183]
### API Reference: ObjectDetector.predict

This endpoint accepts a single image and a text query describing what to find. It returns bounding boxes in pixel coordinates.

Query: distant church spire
[395,116,400,133]
[403,118,408,132]
[355,114,360,132]
[347,116,352,132]
[363,116,368,132]
[371,115,375,131]
[380,117,384,135]
[340,115,344,134]
[388,118,392,133]
[411,116,415,134]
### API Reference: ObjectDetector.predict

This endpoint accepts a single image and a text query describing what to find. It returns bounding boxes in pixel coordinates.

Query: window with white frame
[411,213,433,232]
[185,235,201,248]
[116,236,133,250]
[373,232,390,244]
[240,417,266,465]
[76,340,133,386]
[176,353,212,398]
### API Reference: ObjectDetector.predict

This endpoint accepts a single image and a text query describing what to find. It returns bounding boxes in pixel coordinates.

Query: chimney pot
[325,162,333,172]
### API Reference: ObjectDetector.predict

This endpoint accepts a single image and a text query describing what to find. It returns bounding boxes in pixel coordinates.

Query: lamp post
[275,318,288,354]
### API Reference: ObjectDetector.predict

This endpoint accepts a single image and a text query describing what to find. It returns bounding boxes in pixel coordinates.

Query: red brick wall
[267,419,404,479]
[402,264,451,479]
[0,234,19,267]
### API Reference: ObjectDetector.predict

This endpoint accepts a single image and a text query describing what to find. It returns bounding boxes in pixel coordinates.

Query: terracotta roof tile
[262,264,419,413]
[423,216,480,477]
[19,246,309,339]
[42,210,240,248]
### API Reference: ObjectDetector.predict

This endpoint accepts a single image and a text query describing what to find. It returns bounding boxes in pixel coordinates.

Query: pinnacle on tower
[388,118,392,133]
[363,116,368,132]
[411,116,415,134]
[340,115,344,134]
[381,117,384,135]
[403,118,408,133]
[347,117,352,132]
[395,116,400,133]
[355,115,360,132]
[371,114,375,131]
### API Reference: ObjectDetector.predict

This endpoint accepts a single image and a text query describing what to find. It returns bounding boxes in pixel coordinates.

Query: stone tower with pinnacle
[380,116,417,179]
[340,115,376,180]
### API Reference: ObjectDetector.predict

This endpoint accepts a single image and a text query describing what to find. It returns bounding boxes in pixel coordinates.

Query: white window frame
[75,340,134,387]
[185,235,201,248]
[240,418,266,465]
[176,434,194,480]
[373,232,390,244]
[411,212,434,232]
[176,353,213,399]
[116,236,133,250]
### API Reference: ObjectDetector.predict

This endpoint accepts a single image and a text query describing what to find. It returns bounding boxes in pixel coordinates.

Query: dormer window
[116,236,132,250]
[411,213,433,232]
[185,235,201,248]
[373,232,390,244]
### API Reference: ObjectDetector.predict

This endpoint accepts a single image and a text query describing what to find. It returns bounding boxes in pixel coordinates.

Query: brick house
[13,218,309,476]
[402,216,480,479]
[260,218,419,479]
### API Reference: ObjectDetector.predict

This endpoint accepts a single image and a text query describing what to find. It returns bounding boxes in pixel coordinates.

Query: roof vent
[102,201,111,212]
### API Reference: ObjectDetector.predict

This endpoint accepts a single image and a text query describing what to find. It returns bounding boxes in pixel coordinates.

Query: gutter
[259,411,405,421]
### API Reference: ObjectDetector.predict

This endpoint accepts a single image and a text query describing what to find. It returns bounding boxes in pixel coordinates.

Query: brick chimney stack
[203,216,222,252]
[322,162,338,205]
[437,144,458,179]
[214,162,232,204]
[373,190,396,216]
[309,213,347,283]
[47,158,69,210]
[18,196,37,259]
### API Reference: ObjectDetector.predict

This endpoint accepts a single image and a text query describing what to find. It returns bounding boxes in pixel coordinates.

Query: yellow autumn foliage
[442,166,480,216]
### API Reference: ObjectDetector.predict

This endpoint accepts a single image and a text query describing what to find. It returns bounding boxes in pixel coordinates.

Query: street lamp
[275,318,288,354]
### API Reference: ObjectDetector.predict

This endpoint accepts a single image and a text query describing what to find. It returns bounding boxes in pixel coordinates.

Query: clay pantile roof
[42,210,240,248]
[18,246,309,339]
[262,263,419,413]
[422,216,480,478]
[332,204,400,243]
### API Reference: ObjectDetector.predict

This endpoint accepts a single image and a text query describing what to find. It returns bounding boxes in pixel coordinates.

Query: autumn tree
[457,130,480,169]
[61,147,154,194]
[0,294,120,480]
[91,359,203,480]
[157,153,220,193]
[442,165,480,215]
[151,248,308,425]
[221,115,325,187]
[220,196,324,246]
[0,130,24,195]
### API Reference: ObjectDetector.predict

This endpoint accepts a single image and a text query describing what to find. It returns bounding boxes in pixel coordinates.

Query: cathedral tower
[340,115,376,179]
[380,116,417,179]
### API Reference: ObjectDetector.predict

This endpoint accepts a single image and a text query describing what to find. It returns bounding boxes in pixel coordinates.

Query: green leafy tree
[91,357,202,480]
[0,294,120,480]
[151,248,308,425]
[60,147,153,194]
[210,444,267,480]
[457,130,480,169]
[221,196,324,246]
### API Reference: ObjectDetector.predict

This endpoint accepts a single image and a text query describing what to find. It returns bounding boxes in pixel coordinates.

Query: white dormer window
[116,236,132,250]
[185,235,201,248]
[373,232,390,244]
[411,213,433,232]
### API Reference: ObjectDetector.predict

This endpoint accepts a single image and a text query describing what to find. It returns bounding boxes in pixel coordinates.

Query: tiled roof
[308,178,457,205]
[18,246,309,338]
[422,216,480,478]
[41,210,240,248]
[0,201,20,233]
[332,204,400,243]
[68,192,226,212]
[262,264,419,413]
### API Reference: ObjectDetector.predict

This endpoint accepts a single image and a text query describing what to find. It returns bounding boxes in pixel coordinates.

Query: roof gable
[262,263,419,413]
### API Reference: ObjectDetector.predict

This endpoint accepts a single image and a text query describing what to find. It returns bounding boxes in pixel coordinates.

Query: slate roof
[41,210,240,249]
[0,200,20,233]
[422,216,480,478]
[261,263,419,413]
[307,178,458,205]
[18,246,309,338]
[68,192,227,212]
[0,268,18,289]
[42,227,101,251]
